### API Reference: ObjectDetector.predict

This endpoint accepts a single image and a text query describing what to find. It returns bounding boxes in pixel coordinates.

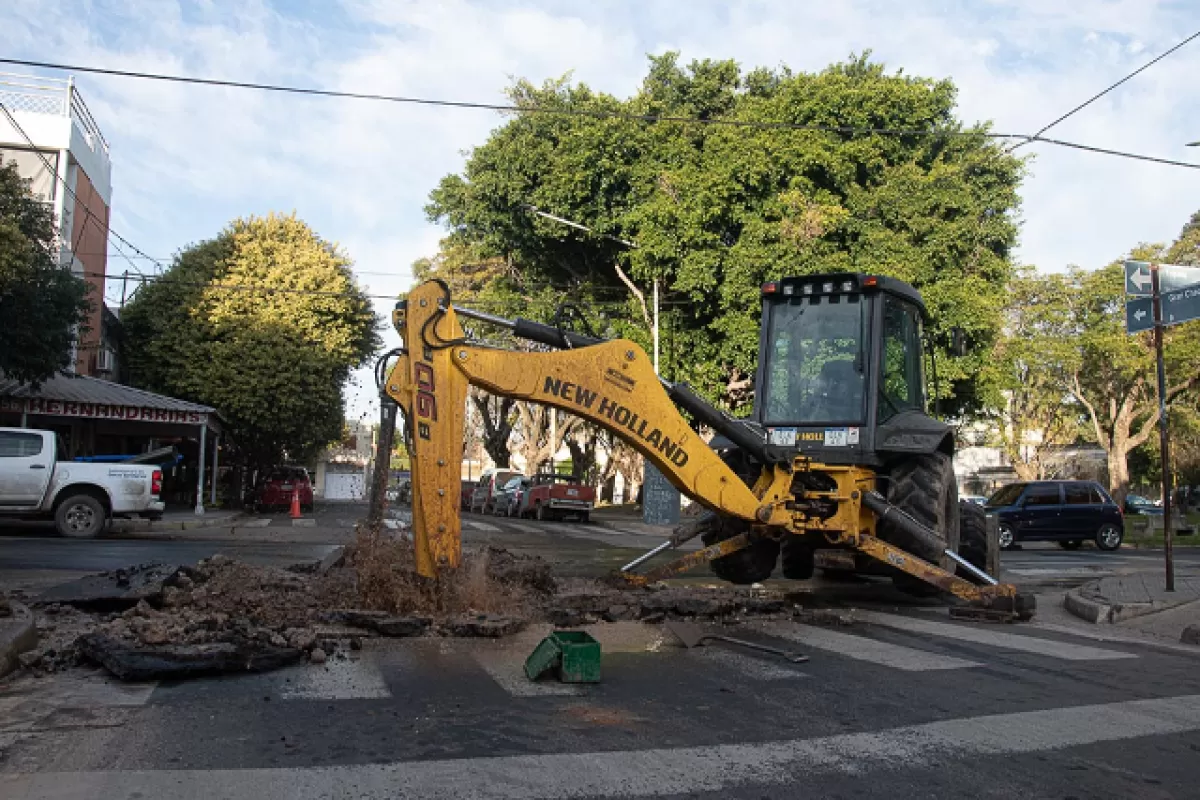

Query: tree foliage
[1069,221,1200,503]
[978,269,1084,480]
[426,52,1024,414]
[0,159,90,386]
[122,213,380,467]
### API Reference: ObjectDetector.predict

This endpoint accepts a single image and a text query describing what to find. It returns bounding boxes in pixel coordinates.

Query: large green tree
[0,159,90,386]
[1070,216,1200,503]
[978,269,1084,481]
[426,52,1023,414]
[123,213,380,467]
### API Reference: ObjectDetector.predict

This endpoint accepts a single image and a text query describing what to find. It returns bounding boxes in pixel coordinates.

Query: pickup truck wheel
[55,494,107,539]
[579,512,590,524]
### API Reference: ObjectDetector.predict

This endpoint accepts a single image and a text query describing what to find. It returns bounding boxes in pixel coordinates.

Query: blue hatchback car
[985,480,1124,551]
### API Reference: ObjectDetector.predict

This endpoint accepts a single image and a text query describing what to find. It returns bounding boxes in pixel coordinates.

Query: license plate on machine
[282,484,293,490]
[567,489,578,496]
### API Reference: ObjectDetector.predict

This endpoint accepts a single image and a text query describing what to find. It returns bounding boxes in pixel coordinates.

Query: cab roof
[762,272,927,318]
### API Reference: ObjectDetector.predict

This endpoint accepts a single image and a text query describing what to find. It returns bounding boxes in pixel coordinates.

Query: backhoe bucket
[385,282,468,578]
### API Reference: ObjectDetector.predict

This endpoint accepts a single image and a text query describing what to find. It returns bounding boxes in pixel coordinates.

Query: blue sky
[3,0,1199,419]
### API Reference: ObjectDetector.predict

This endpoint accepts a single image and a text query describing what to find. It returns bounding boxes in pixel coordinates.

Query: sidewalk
[589,505,690,538]
[1065,573,1200,634]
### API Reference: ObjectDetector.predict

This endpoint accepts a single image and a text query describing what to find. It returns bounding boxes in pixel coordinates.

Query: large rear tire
[956,499,990,582]
[880,453,959,597]
[780,536,815,580]
[699,511,780,585]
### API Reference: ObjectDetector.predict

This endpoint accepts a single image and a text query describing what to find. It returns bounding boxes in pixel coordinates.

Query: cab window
[878,296,925,422]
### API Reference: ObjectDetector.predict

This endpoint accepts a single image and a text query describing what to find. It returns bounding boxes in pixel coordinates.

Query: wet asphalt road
[4,605,1200,798]
[5,509,1200,797]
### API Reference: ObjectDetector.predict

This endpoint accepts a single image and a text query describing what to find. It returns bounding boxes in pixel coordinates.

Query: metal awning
[0,373,218,431]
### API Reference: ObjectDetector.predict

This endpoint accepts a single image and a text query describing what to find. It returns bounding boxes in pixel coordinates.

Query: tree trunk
[472,393,515,468]
[1107,443,1131,507]
[565,431,598,483]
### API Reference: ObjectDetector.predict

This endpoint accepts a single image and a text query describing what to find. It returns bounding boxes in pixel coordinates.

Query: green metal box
[524,630,601,683]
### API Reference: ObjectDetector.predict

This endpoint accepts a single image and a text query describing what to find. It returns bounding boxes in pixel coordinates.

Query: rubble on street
[5,522,834,683]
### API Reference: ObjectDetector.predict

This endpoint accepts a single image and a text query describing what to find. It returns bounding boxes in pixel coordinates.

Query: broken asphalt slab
[76,633,303,682]
[0,601,38,679]
[33,563,184,611]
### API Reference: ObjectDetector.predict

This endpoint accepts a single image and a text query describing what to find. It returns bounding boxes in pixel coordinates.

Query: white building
[0,72,114,376]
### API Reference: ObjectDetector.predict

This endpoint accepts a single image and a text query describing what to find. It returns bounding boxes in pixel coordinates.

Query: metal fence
[0,72,109,155]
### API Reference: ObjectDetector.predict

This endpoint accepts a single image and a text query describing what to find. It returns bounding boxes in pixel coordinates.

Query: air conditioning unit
[96,348,114,372]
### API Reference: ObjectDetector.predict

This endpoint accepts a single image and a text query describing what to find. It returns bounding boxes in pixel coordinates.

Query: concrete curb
[1063,587,1193,624]
[0,602,38,679]
[111,512,247,534]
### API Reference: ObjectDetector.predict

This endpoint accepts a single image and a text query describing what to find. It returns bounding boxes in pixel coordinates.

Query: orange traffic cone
[290,487,302,519]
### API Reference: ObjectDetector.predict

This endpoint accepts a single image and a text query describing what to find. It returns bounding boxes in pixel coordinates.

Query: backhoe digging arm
[384,281,792,579]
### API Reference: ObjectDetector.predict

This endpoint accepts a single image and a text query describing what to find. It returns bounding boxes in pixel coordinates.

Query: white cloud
[2,0,1197,422]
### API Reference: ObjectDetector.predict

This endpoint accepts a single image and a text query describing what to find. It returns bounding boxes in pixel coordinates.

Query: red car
[519,474,595,522]
[460,480,477,511]
[253,466,314,513]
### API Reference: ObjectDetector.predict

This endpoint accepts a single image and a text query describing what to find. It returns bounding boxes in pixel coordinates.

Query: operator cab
[753,273,946,466]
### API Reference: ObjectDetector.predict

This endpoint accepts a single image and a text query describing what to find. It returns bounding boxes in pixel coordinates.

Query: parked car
[961,494,988,506]
[0,427,164,538]
[493,476,531,516]
[460,480,478,511]
[253,466,314,513]
[470,468,519,514]
[519,473,596,522]
[985,480,1123,551]
[1124,493,1163,516]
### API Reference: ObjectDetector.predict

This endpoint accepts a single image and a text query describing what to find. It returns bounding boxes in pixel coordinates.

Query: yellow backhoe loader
[382,274,1035,621]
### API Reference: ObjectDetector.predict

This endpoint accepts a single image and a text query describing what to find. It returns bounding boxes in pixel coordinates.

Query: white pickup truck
[0,427,164,538]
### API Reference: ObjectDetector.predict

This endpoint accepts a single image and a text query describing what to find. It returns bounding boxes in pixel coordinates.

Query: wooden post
[367,399,397,526]
[985,513,1000,579]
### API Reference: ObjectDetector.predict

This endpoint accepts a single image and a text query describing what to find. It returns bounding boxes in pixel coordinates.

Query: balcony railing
[0,72,110,156]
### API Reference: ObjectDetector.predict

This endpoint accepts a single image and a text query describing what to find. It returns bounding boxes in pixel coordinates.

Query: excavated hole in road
[8,521,837,682]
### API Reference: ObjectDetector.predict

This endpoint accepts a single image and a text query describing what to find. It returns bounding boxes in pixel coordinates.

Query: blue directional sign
[1126,296,1154,333]
[1162,281,1200,327]
[1125,261,1200,297]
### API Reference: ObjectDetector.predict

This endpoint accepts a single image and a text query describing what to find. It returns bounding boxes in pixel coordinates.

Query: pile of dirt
[14,523,809,683]
[347,523,550,617]
[17,524,558,681]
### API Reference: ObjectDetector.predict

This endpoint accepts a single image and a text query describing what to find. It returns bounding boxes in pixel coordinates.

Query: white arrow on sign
[1128,264,1152,292]
[1135,308,1148,322]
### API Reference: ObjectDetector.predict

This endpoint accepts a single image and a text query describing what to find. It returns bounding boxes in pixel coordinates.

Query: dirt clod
[309,648,327,664]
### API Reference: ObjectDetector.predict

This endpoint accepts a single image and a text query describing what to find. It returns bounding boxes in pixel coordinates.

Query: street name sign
[1162,281,1200,327]
[1125,261,1200,296]
[1126,296,1154,333]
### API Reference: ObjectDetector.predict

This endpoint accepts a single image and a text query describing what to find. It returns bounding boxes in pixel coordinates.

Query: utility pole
[368,397,398,526]
[1151,263,1175,591]
[652,279,660,373]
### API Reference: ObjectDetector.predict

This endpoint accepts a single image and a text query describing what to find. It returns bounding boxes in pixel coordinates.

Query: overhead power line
[2,57,1197,169]
[1011,28,1200,152]
[75,269,690,308]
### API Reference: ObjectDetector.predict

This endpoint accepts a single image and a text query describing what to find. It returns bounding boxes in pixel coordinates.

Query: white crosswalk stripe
[759,622,982,671]
[690,646,807,680]
[463,519,502,533]
[858,612,1138,661]
[16,694,1200,799]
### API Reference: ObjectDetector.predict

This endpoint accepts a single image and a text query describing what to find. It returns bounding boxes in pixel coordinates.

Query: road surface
[4,504,1200,796]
